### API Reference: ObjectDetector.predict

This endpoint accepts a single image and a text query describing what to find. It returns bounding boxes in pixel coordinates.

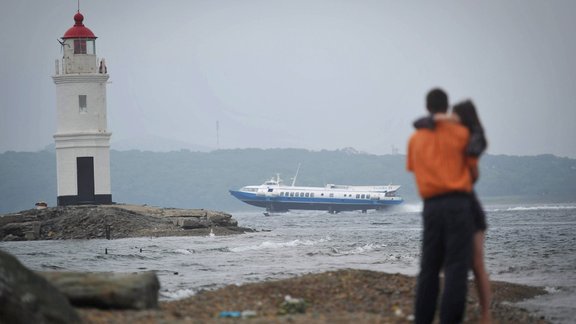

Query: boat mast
[291,163,301,187]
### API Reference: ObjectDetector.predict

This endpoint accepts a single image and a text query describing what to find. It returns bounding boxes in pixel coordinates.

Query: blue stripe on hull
[229,190,402,212]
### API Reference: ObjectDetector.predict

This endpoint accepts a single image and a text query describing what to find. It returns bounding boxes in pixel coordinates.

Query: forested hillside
[1,148,575,214]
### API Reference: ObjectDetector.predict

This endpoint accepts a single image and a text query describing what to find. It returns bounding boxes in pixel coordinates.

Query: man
[407,88,475,324]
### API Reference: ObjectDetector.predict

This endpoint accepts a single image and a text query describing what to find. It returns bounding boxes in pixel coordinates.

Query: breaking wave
[488,205,576,212]
[229,237,331,252]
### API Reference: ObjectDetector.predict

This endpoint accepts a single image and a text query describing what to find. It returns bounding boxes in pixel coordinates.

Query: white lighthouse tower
[52,11,112,206]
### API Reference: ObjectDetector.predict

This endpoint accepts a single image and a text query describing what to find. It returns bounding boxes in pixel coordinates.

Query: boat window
[356,194,360,199]
[300,192,305,197]
[289,192,294,197]
[305,193,310,198]
[310,193,314,198]
[329,193,334,198]
[361,194,365,199]
[268,188,274,192]
[321,193,324,196]
[366,194,370,199]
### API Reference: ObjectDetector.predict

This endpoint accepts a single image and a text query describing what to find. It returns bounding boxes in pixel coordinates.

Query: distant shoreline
[2,149,575,214]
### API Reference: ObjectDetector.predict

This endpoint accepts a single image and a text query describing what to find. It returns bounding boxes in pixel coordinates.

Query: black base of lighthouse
[57,194,113,206]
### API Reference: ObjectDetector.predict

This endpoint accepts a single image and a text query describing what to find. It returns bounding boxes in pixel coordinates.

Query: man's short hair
[426,88,449,113]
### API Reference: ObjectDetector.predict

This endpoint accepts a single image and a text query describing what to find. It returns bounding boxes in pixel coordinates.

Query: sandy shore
[79,269,548,323]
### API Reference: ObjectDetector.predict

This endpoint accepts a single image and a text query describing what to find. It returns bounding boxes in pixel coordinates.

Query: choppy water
[1,203,575,323]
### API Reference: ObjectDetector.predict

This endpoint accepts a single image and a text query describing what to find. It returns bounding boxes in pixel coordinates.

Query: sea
[1,202,575,323]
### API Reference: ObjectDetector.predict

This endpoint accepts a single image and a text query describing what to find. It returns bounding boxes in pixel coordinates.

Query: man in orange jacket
[407,88,475,324]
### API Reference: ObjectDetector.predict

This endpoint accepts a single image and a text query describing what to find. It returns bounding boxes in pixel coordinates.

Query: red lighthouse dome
[62,12,96,39]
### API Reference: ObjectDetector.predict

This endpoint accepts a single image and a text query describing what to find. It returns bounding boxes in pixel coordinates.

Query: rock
[1,222,34,238]
[24,231,36,240]
[0,250,80,324]
[0,204,254,241]
[278,295,307,315]
[180,218,209,229]
[40,271,160,310]
[228,217,239,227]
[2,234,23,241]
[206,212,234,226]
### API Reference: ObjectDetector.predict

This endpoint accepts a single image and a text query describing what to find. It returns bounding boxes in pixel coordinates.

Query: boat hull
[229,190,403,213]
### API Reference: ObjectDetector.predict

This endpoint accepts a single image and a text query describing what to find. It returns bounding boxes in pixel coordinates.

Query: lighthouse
[52,11,112,206]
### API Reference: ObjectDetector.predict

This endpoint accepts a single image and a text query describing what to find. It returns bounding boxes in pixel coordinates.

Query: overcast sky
[1,0,575,157]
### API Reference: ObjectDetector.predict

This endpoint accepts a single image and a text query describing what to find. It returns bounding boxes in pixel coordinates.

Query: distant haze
[1,1,575,157]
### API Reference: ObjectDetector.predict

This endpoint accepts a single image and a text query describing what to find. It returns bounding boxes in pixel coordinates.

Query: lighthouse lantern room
[53,11,112,206]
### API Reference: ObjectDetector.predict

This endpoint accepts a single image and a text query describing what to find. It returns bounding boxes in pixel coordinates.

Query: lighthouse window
[79,95,87,112]
[73,39,95,55]
[74,39,87,54]
[86,40,95,54]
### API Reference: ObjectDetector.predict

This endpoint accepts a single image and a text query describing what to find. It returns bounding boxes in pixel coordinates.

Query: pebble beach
[79,269,548,323]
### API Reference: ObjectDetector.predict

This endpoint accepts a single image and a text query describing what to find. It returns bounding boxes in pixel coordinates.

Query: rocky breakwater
[0,204,254,241]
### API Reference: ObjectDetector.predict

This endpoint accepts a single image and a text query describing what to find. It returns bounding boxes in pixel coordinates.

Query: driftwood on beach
[0,250,81,324]
[1,248,161,324]
[39,271,160,310]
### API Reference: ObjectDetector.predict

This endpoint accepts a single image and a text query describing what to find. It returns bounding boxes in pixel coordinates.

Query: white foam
[545,286,561,294]
[230,237,329,252]
[161,288,196,300]
[505,205,576,211]
[485,204,576,212]
[349,244,375,254]
[397,203,422,213]
[173,249,194,254]
[335,243,384,256]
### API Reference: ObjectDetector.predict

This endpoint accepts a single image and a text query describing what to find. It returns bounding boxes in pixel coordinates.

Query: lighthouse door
[77,157,95,203]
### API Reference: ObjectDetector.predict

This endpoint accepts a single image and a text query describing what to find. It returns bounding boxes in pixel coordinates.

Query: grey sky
[1,0,575,157]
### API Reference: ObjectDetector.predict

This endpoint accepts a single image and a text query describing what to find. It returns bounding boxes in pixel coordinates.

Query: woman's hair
[453,100,487,157]
[453,100,483,132]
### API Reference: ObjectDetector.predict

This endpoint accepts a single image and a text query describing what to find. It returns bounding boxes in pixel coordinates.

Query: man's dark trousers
[415,193,474,324]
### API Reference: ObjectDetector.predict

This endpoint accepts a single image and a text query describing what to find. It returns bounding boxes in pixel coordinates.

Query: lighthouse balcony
[55,57,108,75]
